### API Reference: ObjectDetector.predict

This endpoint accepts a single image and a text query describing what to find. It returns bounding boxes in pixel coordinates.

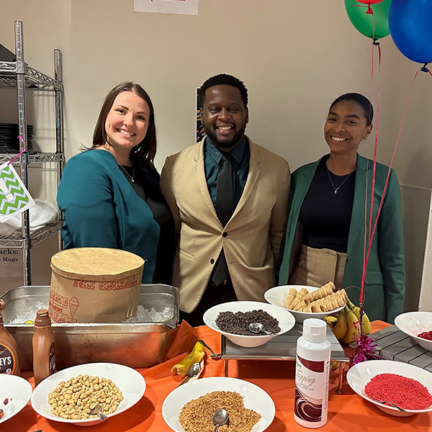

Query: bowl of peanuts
[31,362,146,426]
[264,284,346,323]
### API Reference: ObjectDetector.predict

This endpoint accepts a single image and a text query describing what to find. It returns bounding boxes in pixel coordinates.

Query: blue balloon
[389,0,432,64]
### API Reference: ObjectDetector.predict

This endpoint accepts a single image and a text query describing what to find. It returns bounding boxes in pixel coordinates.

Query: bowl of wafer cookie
[264,282,347,323]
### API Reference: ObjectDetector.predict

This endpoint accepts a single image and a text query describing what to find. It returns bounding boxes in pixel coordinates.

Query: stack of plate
[0,123,34,153]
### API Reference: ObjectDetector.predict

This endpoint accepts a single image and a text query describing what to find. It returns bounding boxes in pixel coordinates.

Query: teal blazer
[278,155,405,323]
[57,150,160,283]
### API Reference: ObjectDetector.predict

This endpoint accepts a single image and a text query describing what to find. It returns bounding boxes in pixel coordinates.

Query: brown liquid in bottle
[0,300,20,376]
[33,309,56,386]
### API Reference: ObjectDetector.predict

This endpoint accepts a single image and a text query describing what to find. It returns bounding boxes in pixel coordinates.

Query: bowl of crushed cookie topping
[162,377,275,432]
[203,301,295,348]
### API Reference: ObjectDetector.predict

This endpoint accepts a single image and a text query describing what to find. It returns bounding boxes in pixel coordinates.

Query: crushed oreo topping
[215,310,281,335]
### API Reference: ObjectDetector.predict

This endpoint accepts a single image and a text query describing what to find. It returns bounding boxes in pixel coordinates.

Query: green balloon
[345,0,391,39]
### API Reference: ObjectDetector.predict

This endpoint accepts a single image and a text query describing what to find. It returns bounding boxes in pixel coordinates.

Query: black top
[121,163,174,284]
[299,157,355,253]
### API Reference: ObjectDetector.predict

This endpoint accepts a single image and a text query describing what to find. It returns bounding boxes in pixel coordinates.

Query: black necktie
[211,154,235,286]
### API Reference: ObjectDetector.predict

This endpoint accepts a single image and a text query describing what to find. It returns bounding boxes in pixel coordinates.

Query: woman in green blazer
[278,93,405,323]
[58,82,174,284]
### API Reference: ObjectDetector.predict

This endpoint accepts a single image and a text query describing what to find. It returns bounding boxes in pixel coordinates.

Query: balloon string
[421,64,432,77]
[369,44,381,247]
[360,68,420,312]
[8,136,27,165]
[360,42,381,310]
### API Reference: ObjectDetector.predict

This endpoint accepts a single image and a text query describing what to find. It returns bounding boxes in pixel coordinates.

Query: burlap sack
[49,248,144,323]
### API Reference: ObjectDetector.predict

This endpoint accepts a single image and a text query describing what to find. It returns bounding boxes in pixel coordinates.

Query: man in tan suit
[161,74,290,325]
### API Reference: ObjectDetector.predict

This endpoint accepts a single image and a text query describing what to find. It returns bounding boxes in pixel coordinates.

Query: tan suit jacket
[160,137,290,313]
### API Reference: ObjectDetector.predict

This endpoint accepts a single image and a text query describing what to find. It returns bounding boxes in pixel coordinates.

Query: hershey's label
[0,343,16,374]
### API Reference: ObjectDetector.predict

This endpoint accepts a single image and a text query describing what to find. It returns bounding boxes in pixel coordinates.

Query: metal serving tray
[221,323,349,361]
[1,284,179,371]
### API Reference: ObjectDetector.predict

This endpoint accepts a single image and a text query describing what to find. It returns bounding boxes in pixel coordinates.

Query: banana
[347,299,356,310]
[324,315,338,329]
[341,306,360,344]
[331,307,348,340]
[346,298,371,336]
[359,312,371,335]
[330,361,341,371]
[171,341,205,377]
[350,304,361,320]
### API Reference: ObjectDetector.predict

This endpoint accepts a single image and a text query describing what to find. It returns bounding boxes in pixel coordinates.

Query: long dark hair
[329,93,374,126]
[91,82,157,165]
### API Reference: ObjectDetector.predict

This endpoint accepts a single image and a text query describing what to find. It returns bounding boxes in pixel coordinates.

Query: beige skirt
[289,245,346,290]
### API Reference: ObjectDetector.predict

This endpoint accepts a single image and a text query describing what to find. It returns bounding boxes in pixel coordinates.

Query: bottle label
[295,354,329,423]
[49,342,56,376]
[0,343,16,374]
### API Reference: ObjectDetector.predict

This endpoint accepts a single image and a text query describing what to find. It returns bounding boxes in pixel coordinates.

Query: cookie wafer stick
[312,291,345,311]
[338,289,348,301]
[285,288,297,309]
[290,288,309,310]
[293,299,310,311]
[327,281,336,291]
[298,288,309,298]
[309,285,333,302]
[303,304,323,313]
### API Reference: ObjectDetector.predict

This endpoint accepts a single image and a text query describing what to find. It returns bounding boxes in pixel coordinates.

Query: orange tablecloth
[1,321,431,432]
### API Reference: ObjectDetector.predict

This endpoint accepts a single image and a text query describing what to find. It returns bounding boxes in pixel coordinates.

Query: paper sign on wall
[134,0,198,15]
[0,162,35,223]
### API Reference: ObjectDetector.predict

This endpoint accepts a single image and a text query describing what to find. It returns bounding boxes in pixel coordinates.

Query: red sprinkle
[3,398,8,405]
[418,331,432,341]
[365,373,432,410]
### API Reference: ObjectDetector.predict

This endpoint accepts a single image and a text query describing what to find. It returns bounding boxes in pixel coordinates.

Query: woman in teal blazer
[57,82,174,284]
[278,93,405,323]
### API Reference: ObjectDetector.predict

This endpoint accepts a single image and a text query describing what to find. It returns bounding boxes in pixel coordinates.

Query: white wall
[420,203,432,312]
[0,0,431,307]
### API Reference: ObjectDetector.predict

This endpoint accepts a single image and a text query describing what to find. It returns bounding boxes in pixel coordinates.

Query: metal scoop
[374,399,406,412]
[89,403,108,421]
[178,362,201,387]
[212,408,229,431]
[249,322,272,335]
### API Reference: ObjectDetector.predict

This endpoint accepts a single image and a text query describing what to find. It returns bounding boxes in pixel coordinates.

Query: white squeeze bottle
[294,318,331,428]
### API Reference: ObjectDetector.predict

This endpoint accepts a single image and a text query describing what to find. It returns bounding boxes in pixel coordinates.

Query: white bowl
[395,311,432,352]
[162,377,275,432]
[31,362,146,426]
[0,374,32,424]
[347,360,432,417]
[264,285,345,323]
[203,301,295,348]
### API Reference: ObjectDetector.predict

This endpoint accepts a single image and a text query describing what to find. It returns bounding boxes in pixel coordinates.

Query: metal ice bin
[1,284,179,371]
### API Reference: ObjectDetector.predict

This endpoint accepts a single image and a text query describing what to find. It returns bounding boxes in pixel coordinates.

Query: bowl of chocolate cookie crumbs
[203,301,295,347]
[162,377,275,432]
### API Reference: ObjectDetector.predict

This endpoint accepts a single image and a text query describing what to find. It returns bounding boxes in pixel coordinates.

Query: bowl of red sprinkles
[347,360,432,417]
[395,311,432,352]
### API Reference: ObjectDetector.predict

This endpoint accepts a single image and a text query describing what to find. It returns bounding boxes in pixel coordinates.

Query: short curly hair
[198,74,248,109]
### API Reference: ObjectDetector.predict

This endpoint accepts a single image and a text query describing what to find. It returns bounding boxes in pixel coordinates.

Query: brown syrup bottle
[0,300,20,375]
[33,309,56,386]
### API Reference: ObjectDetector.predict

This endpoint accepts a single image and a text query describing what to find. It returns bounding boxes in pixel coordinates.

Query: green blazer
[57,150,160,283]
[278,154,405,323]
